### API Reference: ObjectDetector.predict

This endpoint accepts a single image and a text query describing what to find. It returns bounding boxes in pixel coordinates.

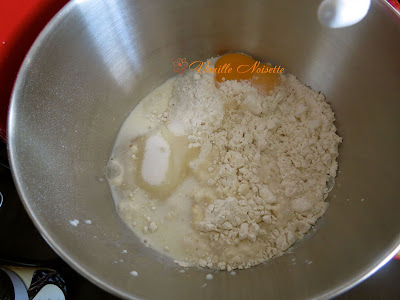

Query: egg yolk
[214,53,255,83]
[251,63,281,94]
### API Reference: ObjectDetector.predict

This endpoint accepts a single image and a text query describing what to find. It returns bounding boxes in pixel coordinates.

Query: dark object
[0,268,14,300]
[28,269,67,299]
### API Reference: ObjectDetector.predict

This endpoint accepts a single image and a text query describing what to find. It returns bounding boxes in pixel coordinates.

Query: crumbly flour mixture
[108,56,342,271]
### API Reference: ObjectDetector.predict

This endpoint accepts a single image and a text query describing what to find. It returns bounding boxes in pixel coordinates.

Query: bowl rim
[7,0,400,299]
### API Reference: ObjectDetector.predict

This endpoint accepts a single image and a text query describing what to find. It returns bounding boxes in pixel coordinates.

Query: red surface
[388,0,400,11]
[0,0,68,141]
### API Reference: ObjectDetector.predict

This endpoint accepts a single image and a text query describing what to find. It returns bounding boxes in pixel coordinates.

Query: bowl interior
[8,0,400,299]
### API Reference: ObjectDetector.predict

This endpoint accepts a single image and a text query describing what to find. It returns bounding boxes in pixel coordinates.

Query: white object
[130,271,139,277]
[205,274,213,280]
[318,0,371,28]
[141,133,170,185]
[33,284,65,300]
[69,219,79,226]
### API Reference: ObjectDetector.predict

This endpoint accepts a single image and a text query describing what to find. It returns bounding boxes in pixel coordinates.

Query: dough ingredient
[108,56,342,271]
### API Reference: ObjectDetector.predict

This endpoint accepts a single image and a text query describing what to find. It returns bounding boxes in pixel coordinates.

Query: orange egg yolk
[214,53,255,83]
[251,62,281,94]
[214,54,281,93]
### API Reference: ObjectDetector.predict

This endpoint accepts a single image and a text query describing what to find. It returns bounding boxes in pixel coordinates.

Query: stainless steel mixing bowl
[7,0,400,299]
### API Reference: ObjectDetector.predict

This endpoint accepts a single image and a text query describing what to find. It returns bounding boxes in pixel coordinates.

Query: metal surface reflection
[7,0,400,299]
[318,0,371,28]
[77,0,141,91]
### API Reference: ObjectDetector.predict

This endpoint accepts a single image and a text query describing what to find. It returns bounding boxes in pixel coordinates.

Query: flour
[185,74,342,269]
[167,68,224,136]
[108,57,342,271]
